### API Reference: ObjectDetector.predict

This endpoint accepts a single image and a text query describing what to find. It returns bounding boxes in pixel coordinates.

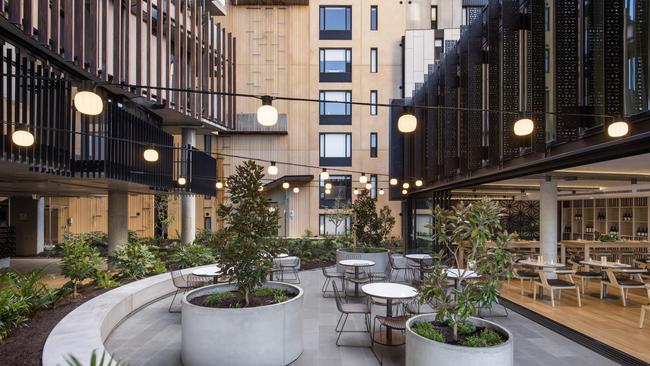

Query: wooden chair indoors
[568,259,602,294]
[533,269,581,308]
[512,265,539,296]
[640,285,650,328]
[600,269,646,306]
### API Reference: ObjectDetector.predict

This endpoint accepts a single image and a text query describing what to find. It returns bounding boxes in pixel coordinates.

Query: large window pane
[320,91,352,115]
[320,133,352,166]
[370,48,378,73]
[370,6,378,31]
[320,175,352,208]
[320,7,351,31]
[320,214,351,236]
[320,49,351,73]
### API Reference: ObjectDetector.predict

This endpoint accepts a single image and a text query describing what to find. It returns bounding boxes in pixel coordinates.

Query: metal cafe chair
[168,270,209,313]
[332,281,371,347]
[321,266,345,297]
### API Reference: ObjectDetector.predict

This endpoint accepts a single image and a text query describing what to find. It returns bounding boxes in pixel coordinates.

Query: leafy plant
[350,189,395,250]
[420,199,514,342]
[218,160,281,307]
[109,240,160,280]
[273,291,289,304]
[0,288,29,340]
[169,243,216,269]
[462,329,503,347]
[0,268,67,317]
[411,322,445,343]
[60,234,104,296]
[598,232,619,242]
[205,291,235,306]
[457,321,476,336]
[92,270,120,288]
[65,350,123,366]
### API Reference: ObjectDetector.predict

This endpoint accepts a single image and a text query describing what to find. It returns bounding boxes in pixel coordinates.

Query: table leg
[561,244,566,264]
[585,244,591,261]
[419,261,425,281]
[386,298,393,344]
[354,267,359,296]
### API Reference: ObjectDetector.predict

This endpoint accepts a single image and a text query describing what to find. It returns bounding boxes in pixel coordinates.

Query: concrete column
[181,128,197,244]
[10,196,44,256]
[539,178,558,263]
[108,190,129,254]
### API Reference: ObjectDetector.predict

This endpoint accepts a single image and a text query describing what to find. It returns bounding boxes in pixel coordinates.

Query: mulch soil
[301,259,335,271]
[191,289,297,308]
[0,286,110,366]
[424,322,506,346]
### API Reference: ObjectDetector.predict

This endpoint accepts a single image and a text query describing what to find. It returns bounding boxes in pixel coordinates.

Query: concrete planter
[405,314,513,366]
[336,248,389,273]
[181,282,304,366]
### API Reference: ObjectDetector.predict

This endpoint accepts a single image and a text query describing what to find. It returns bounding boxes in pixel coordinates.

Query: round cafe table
[339,259,375,296]
[446,268,479,289]
[192,266,222,284]
[405,254,433,280]
[362,282,418,346]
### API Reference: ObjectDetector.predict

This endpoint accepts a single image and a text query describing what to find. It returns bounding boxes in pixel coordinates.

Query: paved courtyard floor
[105,268,620,366]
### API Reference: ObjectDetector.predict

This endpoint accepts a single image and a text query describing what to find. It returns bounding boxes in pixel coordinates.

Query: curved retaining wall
[42,266,210,366]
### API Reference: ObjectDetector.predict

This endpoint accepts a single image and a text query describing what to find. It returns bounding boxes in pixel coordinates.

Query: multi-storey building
[0,0,236,263]
[217,0,465,238]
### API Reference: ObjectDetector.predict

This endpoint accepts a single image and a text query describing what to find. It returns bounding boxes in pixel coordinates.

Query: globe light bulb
[12,129,34,147]
[359,174,368,184]
[320,169,329,180]
[365,183,372,190]
[293,187,299,193]
[390,178,398,186]
[257,96,278,127]
[143,148,159,162]
[74,90,104,115]
[608,120,629,137]
[514,118,534,136]
[402,189,408,195]
[353,188,359,195]
[282,182,290,189]
[402,182,410,189]
[325,189,331,195]
[415,179,423,187]
[398,113,417,133]
[178,177,187,186]
[216,182,223,189]
[325,183,332,190]
[268,162,278,176]
[379,188,384,195]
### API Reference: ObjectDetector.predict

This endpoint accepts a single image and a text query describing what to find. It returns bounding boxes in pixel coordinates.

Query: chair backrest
[634,260,648,269]
[171,270,185,288]
[332,280,345,312]
[605,269,619,286]
[388,253,397,269]
[281,256,300,268]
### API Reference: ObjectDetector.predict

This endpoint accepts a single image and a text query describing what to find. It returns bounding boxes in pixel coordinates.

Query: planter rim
[406,314,513,351]
[336,248,389,253]
[182,281,304,312]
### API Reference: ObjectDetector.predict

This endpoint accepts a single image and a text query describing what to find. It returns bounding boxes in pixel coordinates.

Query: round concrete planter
[336,248,389,273]
[181,282,304,366]
[405,314,513,366]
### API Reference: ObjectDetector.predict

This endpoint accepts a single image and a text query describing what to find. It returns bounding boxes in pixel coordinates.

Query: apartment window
[544,48,550,73]
[320,91,352,124]
[370,48,378,73]
[203,216,212,232]
[319,214,351,236]
[370,6,378,31]
[370,133,378,158]
[203,134,212,153]
[370,175,377,199]
[320,48,352,82]
[320,6,352,40]
[320,175,352,208]
[370,90,378,115]
[319,133,352,166]
[431,6,438,29]
[544,6,550,32]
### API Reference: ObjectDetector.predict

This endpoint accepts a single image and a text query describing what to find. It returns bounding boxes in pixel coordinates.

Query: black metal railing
[0,226,16,259]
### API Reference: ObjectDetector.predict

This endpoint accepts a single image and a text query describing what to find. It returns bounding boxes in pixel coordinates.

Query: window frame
[370,48,378,73]
[320,90,352,125]
[319,6,352,40]
[319,48,353,82]
[319,174,352,209]
[431,5,438,29]
[370,132,378,158]
[370,5,378,31]
[319,213,351,236]
[370,175,378,199]
[319,133,352,166]
[370,90,378,115]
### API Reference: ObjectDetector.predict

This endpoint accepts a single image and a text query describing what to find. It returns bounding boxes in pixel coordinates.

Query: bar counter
[560,240,650,264]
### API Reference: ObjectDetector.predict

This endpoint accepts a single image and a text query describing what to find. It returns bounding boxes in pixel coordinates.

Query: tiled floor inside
[105,268,621,366]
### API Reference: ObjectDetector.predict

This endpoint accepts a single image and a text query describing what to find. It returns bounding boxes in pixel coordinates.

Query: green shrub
[462,329,503,347]
[169,243,216,269]
[65,350,123,366]
[92,270,120,289]
[1,268,67,317]
[60,234,104,296]
[205,291,235,306]
[457,322,476,336]
[273,291,289,304]
[412,322,445,343]
[0,288,29,340]
[110,240,160,280]
[253,287,276,297]
[63,231,108,256]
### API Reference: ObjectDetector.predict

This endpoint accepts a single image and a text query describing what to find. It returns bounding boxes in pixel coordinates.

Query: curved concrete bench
[42,266,210,366]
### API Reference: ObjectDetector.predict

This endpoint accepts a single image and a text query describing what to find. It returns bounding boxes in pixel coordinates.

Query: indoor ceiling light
[282,182,290,189]
[216,182,223,189]
[402,182,410,189]
[178,177,187,186]
[320,168,329,180]
[398,107,417,133]
[415,179,423,187]
[514,117,534,136]
[293,187,299,193]
[143,147,159,162]
[607,119,629,138]
[359,173,368,184]
[11,129,34,147]
[257,95,278,127]
[74,90,104,116]
[390,178,398,186]
[268,161,278,176]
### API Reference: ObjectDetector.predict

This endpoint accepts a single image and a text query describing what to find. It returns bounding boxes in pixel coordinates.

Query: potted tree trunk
[182,161,304,366]
[405,199,515,366]
[336,189,395,273]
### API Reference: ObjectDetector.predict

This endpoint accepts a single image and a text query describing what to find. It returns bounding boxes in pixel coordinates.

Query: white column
[539,178,558,263]
[181,128,197,244]
[108,190,129,254]
[36,197,44,254]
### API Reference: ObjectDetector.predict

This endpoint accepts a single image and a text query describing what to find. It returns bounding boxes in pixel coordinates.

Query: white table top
[518,260,566,268]
[580,260,631,268]
[192,266,222,277]
[405,254,432,261]
[275,253,289,258]
[446,268,479,279]
[339,259,375,267]
[362,282,418,299]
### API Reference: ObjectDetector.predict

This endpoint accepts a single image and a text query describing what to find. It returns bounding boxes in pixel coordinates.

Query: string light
[353,188,359,195]
[216,182,223,189]
[282,182,290,189]
[402,182,410,189]
[379,188,384,195]
[325,188,331,195]
[11,129,34,147]
[143,147,159,162]
[320,168,329,180]
[608,118,629,137]
[514,117,534,136]
[325,183,332,190]
[268,161,278,176]
[401,189,408,195]
[365,183,372,190]
[390,178,398,186]
[415,179,423,187]
[398,107,417,133]
[257,96,278,127]
[177,177,187,186]
[359,173,368,184]
[293,187,299,193]
[74,90,104,116]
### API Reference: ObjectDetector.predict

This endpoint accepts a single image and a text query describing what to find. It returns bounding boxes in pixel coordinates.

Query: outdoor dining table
[579,259,631,269]
[446,268,479,289]
[362,282,418,346]
[405,254,433,280]
[338,259,375,296]
[192,266,222,284]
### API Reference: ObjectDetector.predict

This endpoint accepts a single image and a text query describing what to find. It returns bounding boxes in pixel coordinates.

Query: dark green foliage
[411,322,445,343]
[91,270,120,289]
[281,236,338,263]
[205,291,235,306]
[65,350,124,366]
[60,234,104,296]
[457,322,476,336]
[0,288,28,341]
[351,190,395,249]
[218,160,281,307]
[461,329,503,347]
[110,239,164,280]
[169,243,216,269]
[63,231,109,255]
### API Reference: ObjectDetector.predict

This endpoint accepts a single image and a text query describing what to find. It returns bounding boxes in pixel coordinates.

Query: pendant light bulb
[293,187,299,193]
[257,96,278,127]
[282,182,290,189]
[398,107,417,133]
[608,118,629,138]
[390,178,398,186]
[320,169,329,180]
[216,182,223,189]
[415,179,423,187]
[514,117,534,136]
[267,161,278,176]
[11,129,34,147]
[143,147,159,162]
[74,90,104,116]
[359,174,368,184]
[178,177,187,186]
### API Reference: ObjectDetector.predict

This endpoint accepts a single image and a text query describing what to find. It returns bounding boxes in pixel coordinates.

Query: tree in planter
[419,199,514,343]
[60,234,104,296]
[350,189,395,251]
[217,160,281,307]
